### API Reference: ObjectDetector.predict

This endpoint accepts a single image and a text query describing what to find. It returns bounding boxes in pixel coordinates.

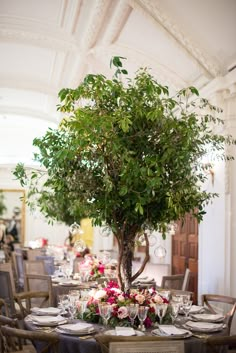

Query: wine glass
[156,303,168,325]
[182,300,193,318]
[170,302,180,324]
[137,306,149,331]
[127,303,139,327]
[78,300,88,319]
[98,303,112,327]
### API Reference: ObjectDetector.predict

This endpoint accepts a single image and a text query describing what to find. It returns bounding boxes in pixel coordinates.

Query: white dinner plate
[104,329,144,336]
[55,327,96,335]
[185,321,224,332]
[152,328,192,339]
[30,307,62,316]
[190,313,224,323]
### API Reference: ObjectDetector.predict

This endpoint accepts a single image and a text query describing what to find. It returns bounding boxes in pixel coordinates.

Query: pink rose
[117,306,128,319]
[135,294,146,304]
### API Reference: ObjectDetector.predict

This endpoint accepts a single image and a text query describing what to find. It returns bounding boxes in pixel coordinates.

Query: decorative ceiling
[0,0,236,165]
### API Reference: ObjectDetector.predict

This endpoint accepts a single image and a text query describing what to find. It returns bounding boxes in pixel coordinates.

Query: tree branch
[131,232,150,282]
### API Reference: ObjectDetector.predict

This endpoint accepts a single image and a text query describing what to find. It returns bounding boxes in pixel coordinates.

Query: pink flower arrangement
[82,280,170,328]
[79,254,105,280]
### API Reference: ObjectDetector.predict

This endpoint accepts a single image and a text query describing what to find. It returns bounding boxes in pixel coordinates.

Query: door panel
[172,214,198,303]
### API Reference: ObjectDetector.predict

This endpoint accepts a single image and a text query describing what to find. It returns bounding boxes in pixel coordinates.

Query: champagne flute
[156,303,168,325]
[137,306,149,331]
[127,304,139,327]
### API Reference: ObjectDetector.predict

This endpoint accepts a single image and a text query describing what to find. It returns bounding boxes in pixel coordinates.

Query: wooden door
[172,213,198,303]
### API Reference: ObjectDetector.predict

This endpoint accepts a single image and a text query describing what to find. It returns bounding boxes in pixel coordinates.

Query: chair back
[161,274,184,290]
[24,274,53,307]
[0,298,10,317]
[0,271,17,317]
[14,291,51,318]
[24,260,46,276]
[12,251,25,291]
[35,256,55,275]
[95,335,185,353]
[26,248,44,261]
[0,262,16,293]
[181,268,191,291]
[201,294,236,334]
[109,341,184,353]
[0,314,59,353]
[206,334,236,353]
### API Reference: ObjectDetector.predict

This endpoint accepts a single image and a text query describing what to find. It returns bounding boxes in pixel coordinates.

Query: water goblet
[127,304,139,327]
[78,300,88,319]
[137,306,149,331]
[98,303,112,327]
[170,302,180,324]
[182,300,193,318]
[156,303,168,325]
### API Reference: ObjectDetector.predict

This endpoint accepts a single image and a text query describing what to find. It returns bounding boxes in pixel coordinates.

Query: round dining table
[24,317,228,353]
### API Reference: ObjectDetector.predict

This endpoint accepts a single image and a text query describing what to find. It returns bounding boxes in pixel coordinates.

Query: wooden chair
[0,298,10,317]
[181,268,191,291]
[24,274,53,308]
[24,260,46,276]
[26,249,44,261]
[161,274,184,290]
[12,251,25,291]
[206,334,236,353]
[201,294,236,334]
[0,315,59,353]
[109,341,184,353]
[35,256,55,275]
[14,291,51,318]
[0,262,16,293]
[95,335,185,353]
[0,270,18,318]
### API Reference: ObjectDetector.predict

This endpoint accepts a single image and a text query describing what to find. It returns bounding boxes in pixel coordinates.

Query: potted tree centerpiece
[14,57,235,291]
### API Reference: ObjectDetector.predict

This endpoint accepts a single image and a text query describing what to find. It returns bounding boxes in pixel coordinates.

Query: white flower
[111,287,122,294]
[117,294,125,302]
[94,289,107,300]
[117,306,129,319]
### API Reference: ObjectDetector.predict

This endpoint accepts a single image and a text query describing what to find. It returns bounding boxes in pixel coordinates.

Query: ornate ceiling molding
[0,23,77,52]
[129,0,222,78]
[101,0,132,45]
[79,0,111,50]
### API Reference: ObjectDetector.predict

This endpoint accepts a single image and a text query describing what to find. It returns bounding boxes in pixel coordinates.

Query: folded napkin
[59,322,94,334]
[190,313,224,322]
[115,327,136,336]
[31,307,61,316]
[189,305,204,314]
[31,315,66,325]
[185,320,224,332]
[158,325,188,337]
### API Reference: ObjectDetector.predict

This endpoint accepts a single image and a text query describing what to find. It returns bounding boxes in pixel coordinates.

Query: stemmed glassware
[170,302,180,324]
[127,304,139,327]
[98,303,112,327]
[155,303,168,325]
[137,306,149,331]
[182,300,193,318]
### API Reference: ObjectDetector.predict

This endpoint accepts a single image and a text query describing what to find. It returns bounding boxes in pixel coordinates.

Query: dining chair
[0,314,59,353]
[12,251,25,291]
[206,334,236,353]
[24,260,46,276]
[0,261,16,293]
[14,291,51,318]
[160,274,184,290]
[181,268,191,291]
[0,270,18,318]
[26,248,44,261]
[35,256,55,275]
[24,274,53,308]
[201,294,236,334]
[95,334,185,353]
[0,298,10,317]
[109,340,185,353]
